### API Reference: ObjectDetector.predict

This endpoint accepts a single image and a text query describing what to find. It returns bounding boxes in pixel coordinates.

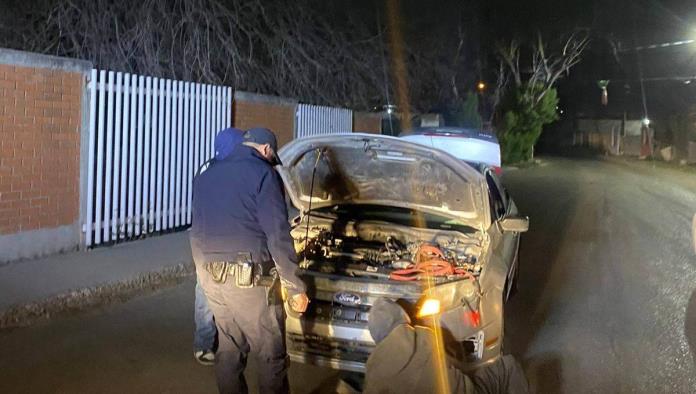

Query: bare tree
[0,0,483,113]
[499,31,589,104]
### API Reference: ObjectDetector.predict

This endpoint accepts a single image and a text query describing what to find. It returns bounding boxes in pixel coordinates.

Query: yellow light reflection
[386,1,450,392]
[418,298,441,317]
[386,0,412,132]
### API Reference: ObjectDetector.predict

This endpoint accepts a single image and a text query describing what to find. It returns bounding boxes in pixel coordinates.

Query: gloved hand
[289,292,309,313]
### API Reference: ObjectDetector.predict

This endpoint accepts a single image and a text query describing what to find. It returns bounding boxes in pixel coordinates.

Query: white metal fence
[84,69,232,247]
[295,103,352,138]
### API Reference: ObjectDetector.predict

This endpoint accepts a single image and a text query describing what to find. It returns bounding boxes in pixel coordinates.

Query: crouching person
[363,298,529,394]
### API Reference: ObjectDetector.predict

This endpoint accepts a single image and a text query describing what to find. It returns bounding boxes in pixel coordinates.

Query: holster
[233,252,255,288]
[260,268,281,306]
[204,252,278,297]
[205,261,232,284]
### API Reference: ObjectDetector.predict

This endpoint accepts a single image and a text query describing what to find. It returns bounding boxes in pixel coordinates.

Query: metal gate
[84,69,232,247]
[295,103,353,138]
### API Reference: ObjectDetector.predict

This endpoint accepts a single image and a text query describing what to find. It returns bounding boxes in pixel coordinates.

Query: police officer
[190,127,308,394]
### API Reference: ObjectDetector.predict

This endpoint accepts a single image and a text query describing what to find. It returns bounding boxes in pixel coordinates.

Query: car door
[485,170,519,300]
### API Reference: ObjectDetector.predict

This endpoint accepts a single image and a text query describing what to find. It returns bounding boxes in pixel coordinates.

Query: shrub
[497,85,558,164]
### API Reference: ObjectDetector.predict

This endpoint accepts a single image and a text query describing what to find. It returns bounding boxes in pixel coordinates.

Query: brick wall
[0,48,90,262]
[0,65,82,235]
[353,111,382,134]
[232,92,297,148]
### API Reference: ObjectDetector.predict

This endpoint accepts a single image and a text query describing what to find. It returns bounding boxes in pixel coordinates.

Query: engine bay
[295,225,483,283]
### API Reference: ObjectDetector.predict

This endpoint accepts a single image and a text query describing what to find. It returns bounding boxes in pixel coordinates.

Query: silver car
[277,133,528,372]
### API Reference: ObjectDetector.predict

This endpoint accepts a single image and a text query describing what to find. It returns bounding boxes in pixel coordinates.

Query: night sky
[2,0,696,121]
[377,0,696,121]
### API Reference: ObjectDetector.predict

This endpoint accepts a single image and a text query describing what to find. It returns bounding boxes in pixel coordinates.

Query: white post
[94,70,107,245]
[142,77,157,234]
[165,80,173,229]
[103,71,115,243]
[134,75,145,236]
[120,74,131,238]
[182,82,190,226]
[85,69,98,247]
[197,84,204,174]
[206,84,213,160]
[159,79,169,231]
[149,79,164,232]
[215,85,222,143]
[175,81,184,227]
[190,84,200,224]
[112,72,123,241]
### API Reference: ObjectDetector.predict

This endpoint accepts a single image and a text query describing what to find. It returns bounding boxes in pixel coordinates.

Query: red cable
[389,244,475,282]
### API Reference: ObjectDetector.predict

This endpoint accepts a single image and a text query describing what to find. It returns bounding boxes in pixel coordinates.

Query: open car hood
[277,134,487,227]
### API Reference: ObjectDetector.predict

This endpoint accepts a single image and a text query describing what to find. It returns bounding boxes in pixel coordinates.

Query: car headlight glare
[417,298,441,317]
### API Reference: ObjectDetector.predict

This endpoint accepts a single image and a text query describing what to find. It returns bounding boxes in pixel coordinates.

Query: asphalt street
[503,157,696,393]
[1,157,695,393]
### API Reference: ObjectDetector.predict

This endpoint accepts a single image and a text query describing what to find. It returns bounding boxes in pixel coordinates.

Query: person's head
[242,127,282,166]
[214,128,244,160]
[368,298,412,344]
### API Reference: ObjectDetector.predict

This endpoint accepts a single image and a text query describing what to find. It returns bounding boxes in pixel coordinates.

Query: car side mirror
[499,216,529,233]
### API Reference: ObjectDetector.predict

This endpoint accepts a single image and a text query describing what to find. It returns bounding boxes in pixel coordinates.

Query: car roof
[402,127,499,143]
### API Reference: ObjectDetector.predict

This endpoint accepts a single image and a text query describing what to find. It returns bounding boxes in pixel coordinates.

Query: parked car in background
[400,127,502,173]
[277,133,527,373]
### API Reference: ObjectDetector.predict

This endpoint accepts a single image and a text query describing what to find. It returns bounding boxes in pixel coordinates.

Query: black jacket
[190,144,305,294]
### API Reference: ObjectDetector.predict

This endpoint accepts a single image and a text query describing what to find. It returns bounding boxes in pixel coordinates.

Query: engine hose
[389,259,451,281]
[389,244,477,282]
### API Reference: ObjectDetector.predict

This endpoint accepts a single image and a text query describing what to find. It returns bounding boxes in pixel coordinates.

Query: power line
[619,39,695,52]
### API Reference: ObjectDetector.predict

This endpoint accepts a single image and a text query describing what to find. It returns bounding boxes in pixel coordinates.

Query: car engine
[298,229,482,282]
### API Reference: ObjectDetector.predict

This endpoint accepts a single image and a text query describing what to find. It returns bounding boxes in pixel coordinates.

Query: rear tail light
[493,166,503,175]
[463,310,480,327]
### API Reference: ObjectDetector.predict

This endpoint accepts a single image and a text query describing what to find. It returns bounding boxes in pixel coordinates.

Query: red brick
[0,191,20,202]
[42,108,62,117]
[0,80,15,90]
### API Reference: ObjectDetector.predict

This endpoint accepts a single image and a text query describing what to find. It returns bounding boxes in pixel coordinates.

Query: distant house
[575,118,651,157]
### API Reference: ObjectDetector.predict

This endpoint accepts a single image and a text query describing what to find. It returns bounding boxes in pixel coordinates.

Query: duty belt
[204,252,278,289]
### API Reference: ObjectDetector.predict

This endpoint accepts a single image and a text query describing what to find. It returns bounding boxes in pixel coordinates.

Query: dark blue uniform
[190,143,305,394]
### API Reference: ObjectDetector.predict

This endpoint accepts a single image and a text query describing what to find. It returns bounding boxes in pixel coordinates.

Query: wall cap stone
[0,47,92,74]
[234,90,298,106]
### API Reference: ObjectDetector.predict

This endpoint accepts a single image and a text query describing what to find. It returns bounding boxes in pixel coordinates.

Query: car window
[486,172,506,222]
[488,172,508,208]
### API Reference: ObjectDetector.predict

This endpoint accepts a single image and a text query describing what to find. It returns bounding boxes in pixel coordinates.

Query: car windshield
[313,204,478,234]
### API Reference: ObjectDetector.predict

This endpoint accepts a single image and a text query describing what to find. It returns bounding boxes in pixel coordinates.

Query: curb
[0,263,195,330]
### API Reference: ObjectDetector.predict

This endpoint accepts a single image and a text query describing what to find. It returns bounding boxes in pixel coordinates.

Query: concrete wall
[689,141,696,164]
[353,111,381,134]
[0,48,91,262]
[623,135,643,157]
[232,91,297,148]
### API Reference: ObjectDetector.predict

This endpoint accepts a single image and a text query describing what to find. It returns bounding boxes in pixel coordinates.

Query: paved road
[0,278,349,394]
[503,157,696,393]
[1,157,695,393]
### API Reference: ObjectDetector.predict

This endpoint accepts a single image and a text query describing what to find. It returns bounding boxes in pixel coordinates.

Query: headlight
[417,280,481,324]
[417,298,441,317]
